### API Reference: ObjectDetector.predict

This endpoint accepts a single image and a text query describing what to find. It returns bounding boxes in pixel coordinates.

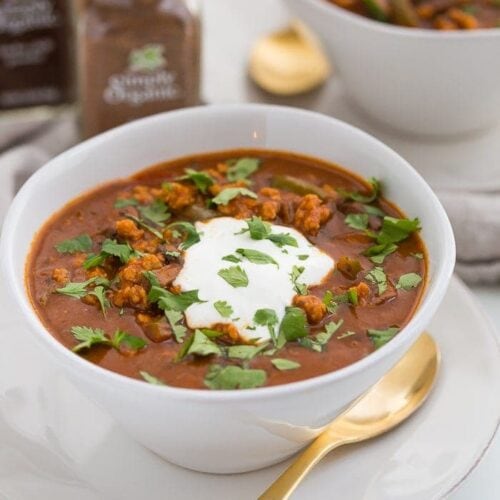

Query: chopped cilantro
[236,248,278,267]
[226,157,260,182]
[365,267,387,295]
[140,371,165,385]
[339,178,380,203]
[227,344,267,360]
[165,310,187,342]
[376,217,421,245]
[70,326,146,353]
[345,213,369,230]
[238,217,298,248]
[138,199,170,226]
[55,234,92,254]
[204,364,266,390]
[253,308,279,345]
[278,306,308,346]
[179,168,214,193]
[212,187,257,206]
[214,300,233,318]
[363,242,398,264]
[271,358,301,370]
[149,285,205,312]
[217,265,249,288]
[396,273,422,291]
[167,221,200,250]
[290,265,308,295]
[368,327,399,349]
[114,198,139,209]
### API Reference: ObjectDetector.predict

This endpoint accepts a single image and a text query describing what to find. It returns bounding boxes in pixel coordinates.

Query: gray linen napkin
[0,112,498,285]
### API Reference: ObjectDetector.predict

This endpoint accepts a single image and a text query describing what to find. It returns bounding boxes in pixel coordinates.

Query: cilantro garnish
[125,214,164,239]
[253,308,279,345]
[165,310,187,342]
[212,187,257,206]
[55,234,92,254]
[339,178,380,203]
[178,330,221,360]
[396,273,422,291]
[140,371,165,385]
[345,213,369,231]
[70,326,146,353]
[217,266,249,288]
[278,306,308,347]
[138,199,170,226]
[167,221,201,250]
[271,358,301,371]
[204,364,267,390]
[290,265,307,295]
[226,344,268,360]
[214,300,233,318]
[363,242,398,264]
[149,285,205,312]
[365,267,387,295]
[56,277,107,299]
[236,248,278,267]
[114,198,139,209]
[298,320,344,352]
[238,217,298,248]
[226,157,260,182]
[376,217,421,245]
[179,168,214,193]
[368,327,399,349]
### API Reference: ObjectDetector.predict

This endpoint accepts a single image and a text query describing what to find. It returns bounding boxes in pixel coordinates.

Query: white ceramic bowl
[285,0,500,136]
[0,104,455,473]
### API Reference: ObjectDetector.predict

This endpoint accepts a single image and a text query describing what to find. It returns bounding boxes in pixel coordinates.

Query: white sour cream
[174,217,334,342]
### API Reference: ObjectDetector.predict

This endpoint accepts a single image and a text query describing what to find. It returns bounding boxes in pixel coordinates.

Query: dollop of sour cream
[174,217,334,343]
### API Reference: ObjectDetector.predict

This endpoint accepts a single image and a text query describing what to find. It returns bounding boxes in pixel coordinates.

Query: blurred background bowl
[285,0,500,136]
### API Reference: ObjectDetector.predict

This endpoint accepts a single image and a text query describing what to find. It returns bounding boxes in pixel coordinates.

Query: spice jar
[78,0,201,138]
[0,0,73,111]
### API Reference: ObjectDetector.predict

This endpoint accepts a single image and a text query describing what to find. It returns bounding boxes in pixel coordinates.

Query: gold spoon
[259,333,440,500]
[248,20,331,96]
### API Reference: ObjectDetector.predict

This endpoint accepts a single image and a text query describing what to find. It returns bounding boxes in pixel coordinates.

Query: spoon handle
[258,431,348,500]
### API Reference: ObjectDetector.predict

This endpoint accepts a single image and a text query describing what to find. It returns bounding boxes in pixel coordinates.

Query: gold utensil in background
[248,20,331,96]
[260,333,440,500]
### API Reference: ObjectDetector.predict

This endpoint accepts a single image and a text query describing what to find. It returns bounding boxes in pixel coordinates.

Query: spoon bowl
[260,333,439,499]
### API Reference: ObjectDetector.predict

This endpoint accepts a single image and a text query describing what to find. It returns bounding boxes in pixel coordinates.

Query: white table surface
[202,1,500,498]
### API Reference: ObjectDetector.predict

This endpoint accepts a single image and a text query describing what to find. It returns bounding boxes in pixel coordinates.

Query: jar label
[103,44,182,107]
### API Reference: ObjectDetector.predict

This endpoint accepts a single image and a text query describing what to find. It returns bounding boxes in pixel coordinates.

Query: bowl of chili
[0,104,455,473]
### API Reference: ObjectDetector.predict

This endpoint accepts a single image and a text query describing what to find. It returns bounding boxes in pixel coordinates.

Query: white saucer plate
[0,275,498,500]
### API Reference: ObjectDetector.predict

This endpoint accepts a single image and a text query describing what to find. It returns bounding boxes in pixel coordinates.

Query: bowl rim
[0,103,456,402]
[299,0,500,39]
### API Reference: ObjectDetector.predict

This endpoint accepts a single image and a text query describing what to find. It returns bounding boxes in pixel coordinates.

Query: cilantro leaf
[126,214,164,239]
[278,307,308,346]
[149,285,205,312]
[240,216,271,239]
[101,239,135,263]
[179,168,214,193]
[267,232,298,248]
[55,234,92,254]
[222,254,242,263]
[111,330,147,351]
[138,199,170,226]
[56,277,109,299]
[322,290,338,314]
[377,217,421,245]
[140,371,165,385]
[226,157,260,182]
[217,266,249,288]
[214,300,233,318]
[363,242,398,264]
[226,344,267,360]
[365,267,387,295]
[143,270,161,288]
[236,248,278,267]
[70,326,109,352]
[337,330,356,340]
[339,178,380,203]
[299,319,344,352]
[87,285,110,315]
[368,327,399,349]
[204,365,267,390]
[212,187,257,206]
[363,204,386,217]
[184,330,221,358]
[114,198,139,209]
[167,221,201,250]
[290,265,307,295]
[345,213,369,230]
[298,254,309,261]
[253,308,279,345]
[396,273,422,291]
[271,358,301,370]
[165,309,187,342]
